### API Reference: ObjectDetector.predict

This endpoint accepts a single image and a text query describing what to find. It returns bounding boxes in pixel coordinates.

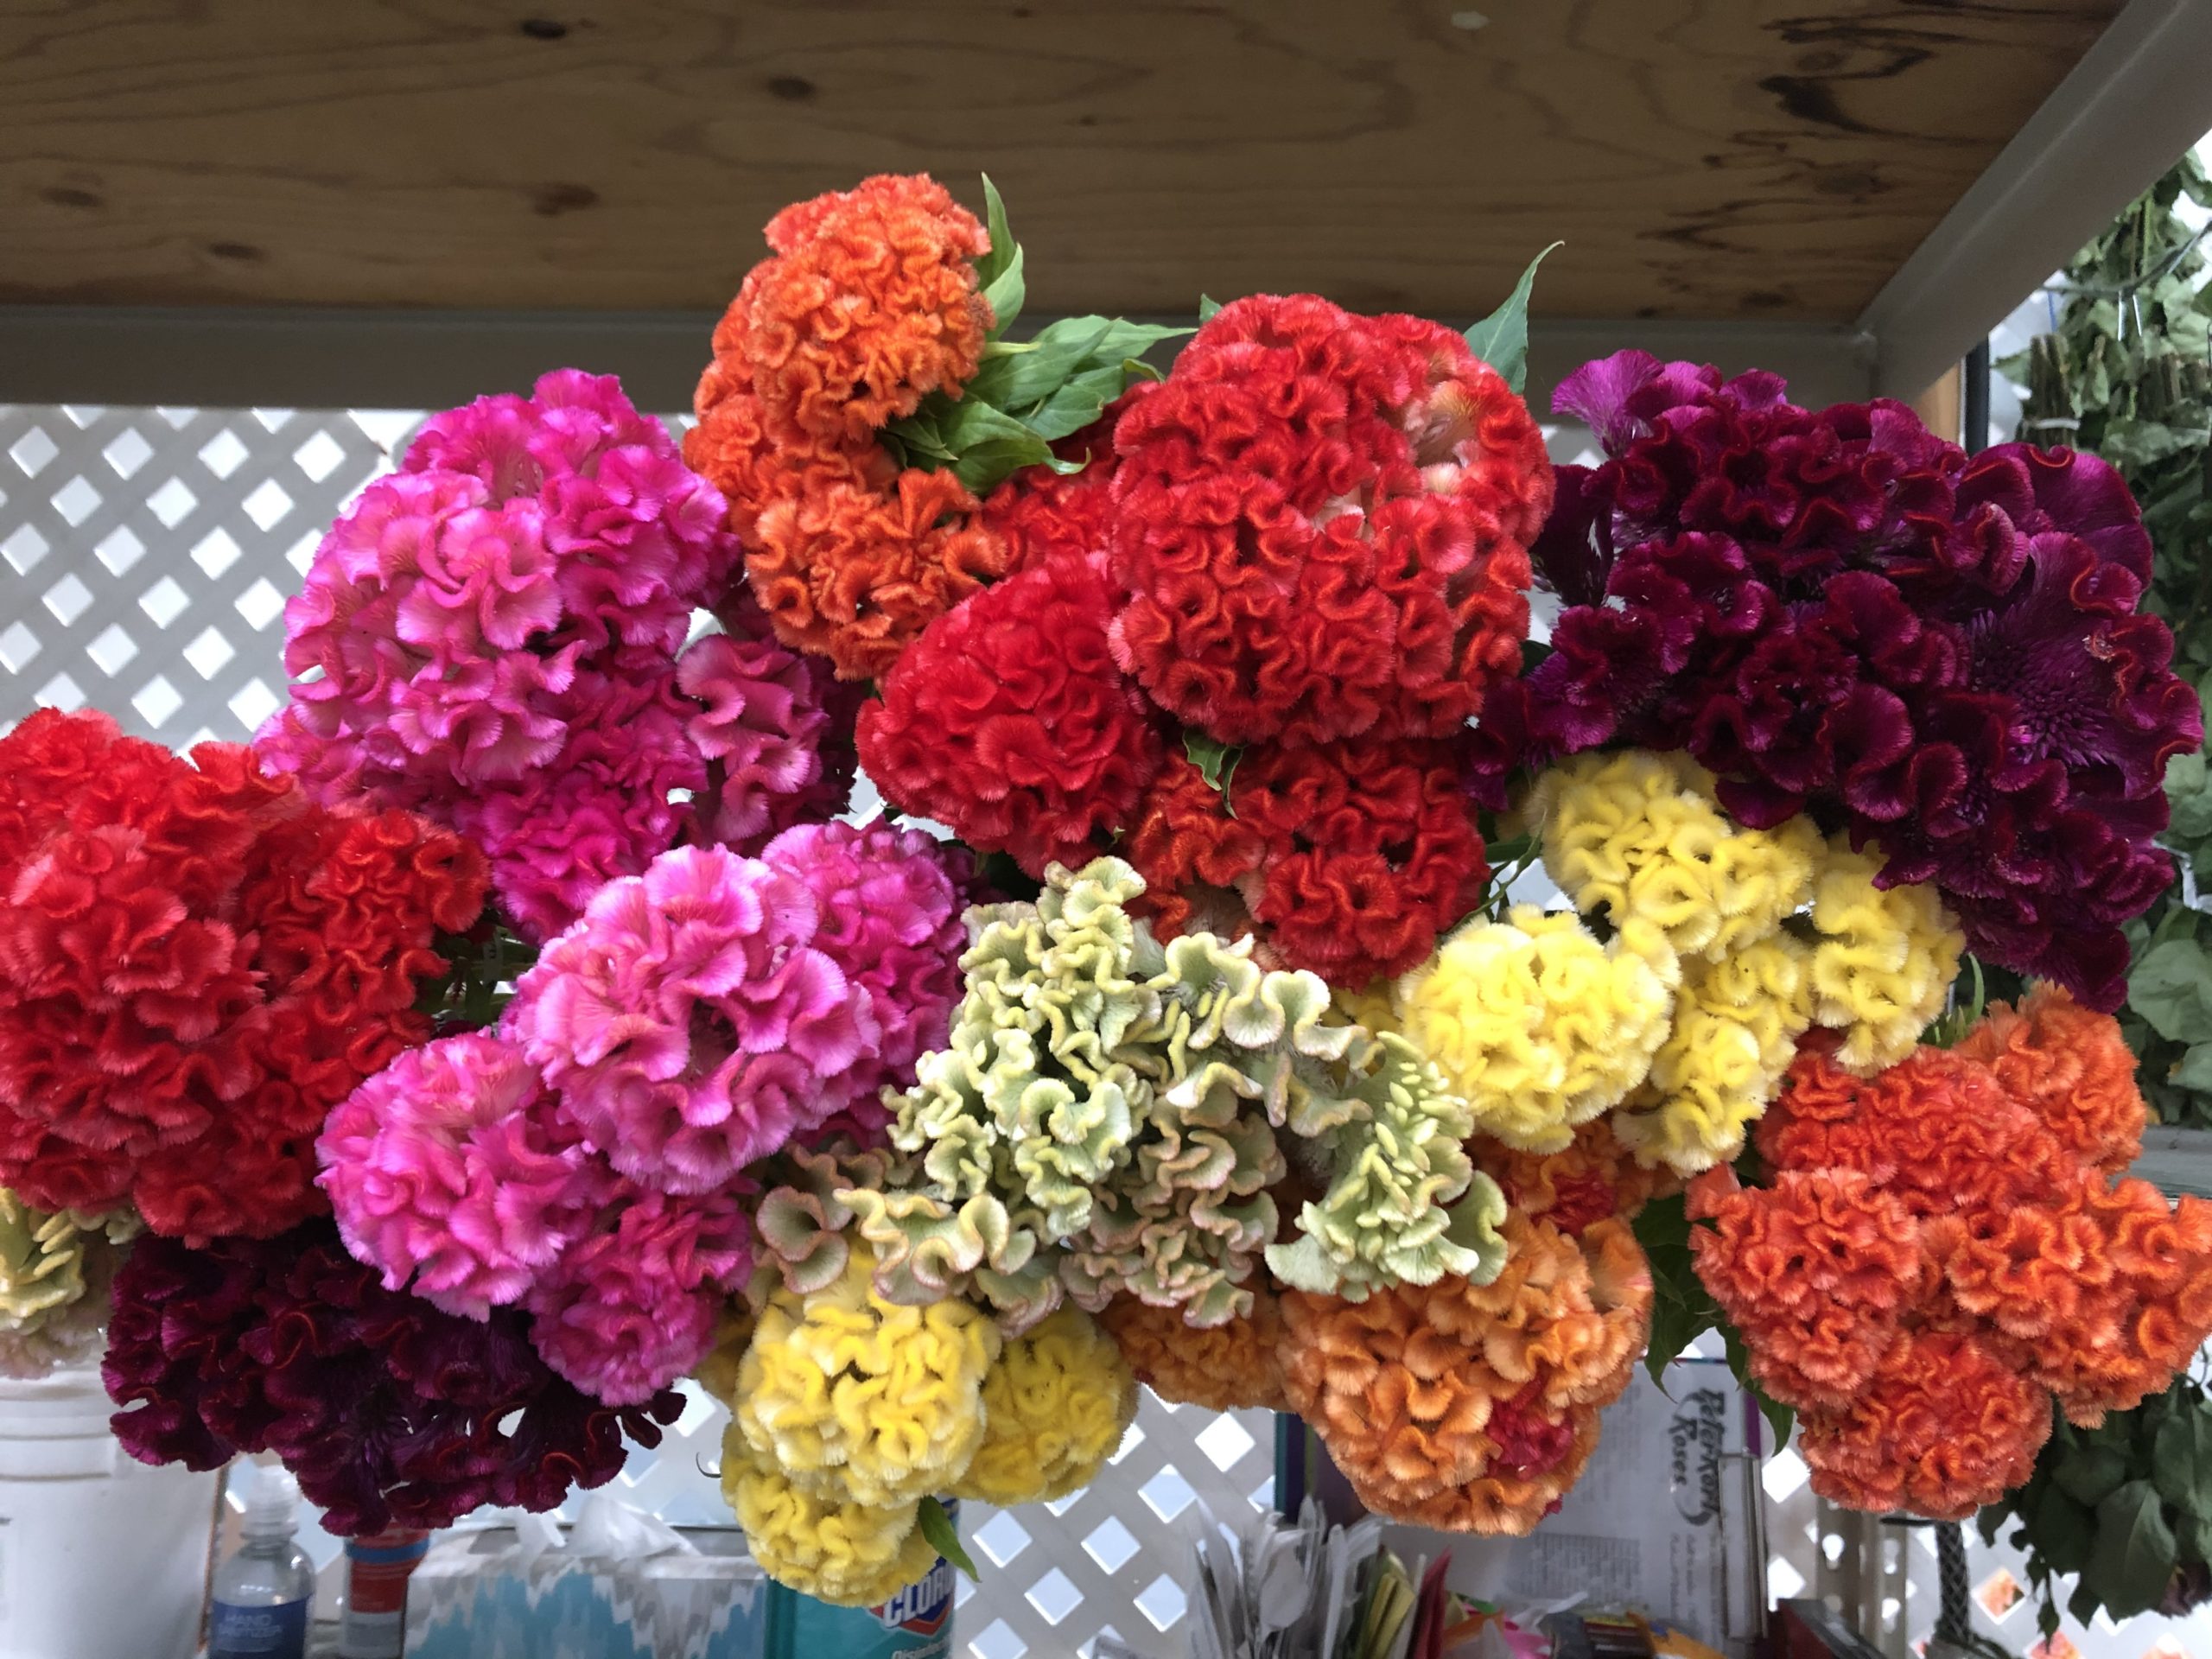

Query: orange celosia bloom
[1478,1117,1676,1235]
[1280,1214,1649,1534]
[1798,1329,2050,1521]
[720,174,990,448]
[1955,985,2147,1175]
[1100,1292,1287,1412]
[1705,1020,2212,1516]
[688,173,1018,680]
[1688,1165,1923,1411]
[1757,1048,2056,1219]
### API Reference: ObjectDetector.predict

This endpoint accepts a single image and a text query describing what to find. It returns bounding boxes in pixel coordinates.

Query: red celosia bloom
[1797,1330,2050,1521]
[1955,984,2145,1174]
[1122,753,1268,941]
[1125,734,1488,985]
[1478,1118,1677,1237]
[858,548,1166,876]
[1108,294,1549,747]
[0,710,484,1240]
[1237,735,1489,985]
[980,394,1149,574]
[104,1221,682,1535]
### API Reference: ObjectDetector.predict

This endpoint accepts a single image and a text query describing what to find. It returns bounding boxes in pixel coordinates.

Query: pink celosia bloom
[505,845,874,1192]
[761,819,970,1138]
[678,594,854,850]
[315,1032,611,1320]
[524,1185,753,1404]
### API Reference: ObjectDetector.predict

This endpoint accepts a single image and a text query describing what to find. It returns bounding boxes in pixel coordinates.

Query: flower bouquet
[3,169,2210,1609]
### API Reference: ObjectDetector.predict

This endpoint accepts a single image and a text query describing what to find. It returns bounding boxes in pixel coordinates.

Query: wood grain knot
[766,74,816,101]
[519,18,569,40]
[533,182,599,217]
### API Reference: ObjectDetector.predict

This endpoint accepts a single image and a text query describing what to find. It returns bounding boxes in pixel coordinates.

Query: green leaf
[2054,1443,2130,1508]
[1463,242,1561,397]
[1184,731,1242,813]
[1018,361,1131,442]
[916,1496,979,1583]
[982,243,1026,341]
[1198,294,1223,322]
[2130,937,2212,1044]
[974,175,1015,290]
[2175,1042,2212,1093]
[964,319,1115,410]
[2153,1407,2212,1520]
[2084,1479,2178,1620]
[2027,1478,2096,1576]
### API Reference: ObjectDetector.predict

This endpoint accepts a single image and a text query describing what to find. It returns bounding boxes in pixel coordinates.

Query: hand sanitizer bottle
[207,1464,314,1659]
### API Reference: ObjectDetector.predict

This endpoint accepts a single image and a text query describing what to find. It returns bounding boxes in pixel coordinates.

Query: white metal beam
[1857,0,2212,399]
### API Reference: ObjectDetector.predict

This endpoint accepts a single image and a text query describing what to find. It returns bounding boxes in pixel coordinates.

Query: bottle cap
[241,1462,301,1541]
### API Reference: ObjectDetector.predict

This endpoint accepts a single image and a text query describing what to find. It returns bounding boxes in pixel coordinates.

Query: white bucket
[0,1365,221,1659]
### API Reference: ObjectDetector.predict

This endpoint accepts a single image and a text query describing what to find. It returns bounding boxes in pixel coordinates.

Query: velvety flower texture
[257,370,803,943]
[760,820,969,1141]
[858,548,1166,877]
[1108,293,1548,747]
[1509,351,2198,1008]
[1693,1003,2212,1516]
[0,710,484,1241]
[1126,736,1490,987]
[315,1032,607,1319]
[507,846,868,1193]
[1099,1290,1288,1412]
[103,1221,682,1536]
[687,174,1015,680]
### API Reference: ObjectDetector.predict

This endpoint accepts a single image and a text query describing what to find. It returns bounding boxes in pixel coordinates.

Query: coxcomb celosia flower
[1108,293,1549,747]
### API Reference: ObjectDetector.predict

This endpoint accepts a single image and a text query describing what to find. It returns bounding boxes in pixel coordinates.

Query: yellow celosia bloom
[1529,751,1822,960]
[950,1306,1139,1505]
[1807,845,1962,1071]
[723,1432,938,1608]
[1612,934,1811,1174]
[736,1244,1000,1510]
[1395,905,1674,1154]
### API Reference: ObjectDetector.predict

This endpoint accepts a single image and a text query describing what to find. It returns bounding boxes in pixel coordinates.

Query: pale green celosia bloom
[0,1191,137,1379]
[852,857,1497,1329]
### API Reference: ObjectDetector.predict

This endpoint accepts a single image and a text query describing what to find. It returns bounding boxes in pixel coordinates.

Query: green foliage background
[2004,154,2212,1126]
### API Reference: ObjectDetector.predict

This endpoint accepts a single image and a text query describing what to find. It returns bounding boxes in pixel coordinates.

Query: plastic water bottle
[207,1464,314,1659]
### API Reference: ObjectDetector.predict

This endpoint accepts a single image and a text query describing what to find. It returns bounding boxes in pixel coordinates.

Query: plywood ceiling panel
[0,0,2121,323]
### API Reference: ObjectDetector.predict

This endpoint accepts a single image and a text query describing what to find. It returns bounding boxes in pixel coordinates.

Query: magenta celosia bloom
[104,1221,681,1536]
[678,590,858,851]
[1498,350,2200,1007]
[256,371,784,943]
[316,1032,612,1320]
[761,819,971,1138]
[505,844,873,1192]
[524,1186,753,1405]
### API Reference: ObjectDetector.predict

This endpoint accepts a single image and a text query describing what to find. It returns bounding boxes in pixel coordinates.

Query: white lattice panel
[0,404,406,743]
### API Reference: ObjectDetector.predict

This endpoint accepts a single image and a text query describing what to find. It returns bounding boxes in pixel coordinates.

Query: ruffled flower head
[1108,293,1549,746]
[506,844,870,1193]
[857,548,1165,876]
[1515,351,2198,1008]
[1395,905,1675,1153]
[688,175,1014,680]
[316,1031,607,1319]
[722,1434,940,1609]
[1099,1290,1287,1411]
[0,711,485,1240]
[1280,1213,1651,1533]
[1955,982,2145,1173]
[103,1221,682,1535]
[950,1305,1139,1505]
[0,1191,135,1379]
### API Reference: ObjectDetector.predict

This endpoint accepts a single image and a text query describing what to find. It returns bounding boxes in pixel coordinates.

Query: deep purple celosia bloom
[103,1220,681,1536]
[524,1186,753,1405]
[1500,350,2201,1007]
[761,819,972,1140]
[505,844,873,1192]
[316,1032,611,1319]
